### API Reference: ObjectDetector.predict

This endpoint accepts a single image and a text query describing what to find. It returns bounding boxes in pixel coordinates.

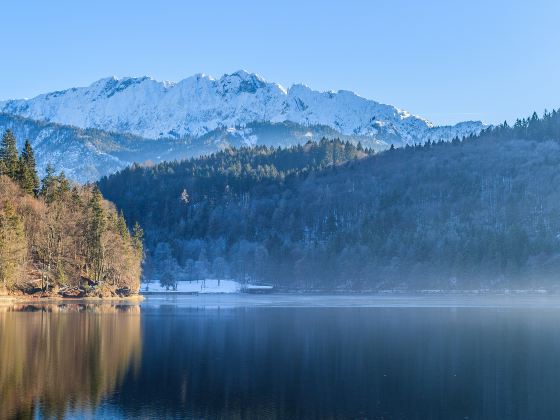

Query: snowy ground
[141,279,242,294]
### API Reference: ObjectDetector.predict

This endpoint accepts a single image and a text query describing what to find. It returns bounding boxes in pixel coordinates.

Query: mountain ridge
[0,70,485,145]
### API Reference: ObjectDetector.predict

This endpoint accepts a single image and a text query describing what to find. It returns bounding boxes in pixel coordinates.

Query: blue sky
[2,0,559,125]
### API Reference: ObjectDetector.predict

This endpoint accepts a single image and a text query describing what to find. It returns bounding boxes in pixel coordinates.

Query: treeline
[0,129,143,296]
[477,108,560,141]
[100,138,371,236]
[98,139,371,287]
[98,113,560,290]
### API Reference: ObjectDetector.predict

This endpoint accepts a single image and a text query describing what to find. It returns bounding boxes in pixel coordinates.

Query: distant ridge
[1,70,485,146]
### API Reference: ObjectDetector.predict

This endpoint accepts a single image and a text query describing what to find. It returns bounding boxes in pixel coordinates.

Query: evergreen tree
[40,164,57,203]
[116,211,129,239]
[160,271,176,291]
[132,222,144,257]
[19,140,40,195]
[87,187,106,283]
[0,130,19,179]
[56,171,71,201]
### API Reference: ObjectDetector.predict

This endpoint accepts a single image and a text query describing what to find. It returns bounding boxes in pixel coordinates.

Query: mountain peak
[228,69,259,79]
[0,71,485,143]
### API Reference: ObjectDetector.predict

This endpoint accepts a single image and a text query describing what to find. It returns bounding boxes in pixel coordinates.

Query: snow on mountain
[0,71,485,146]
[0,71,487,182]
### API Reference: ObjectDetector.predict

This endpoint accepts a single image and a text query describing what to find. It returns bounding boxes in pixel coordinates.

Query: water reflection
[3,299,560,419]
[0,303,141,419]
[117,305,560,419]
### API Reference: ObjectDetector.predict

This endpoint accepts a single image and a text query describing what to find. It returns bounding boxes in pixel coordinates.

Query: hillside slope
[0,114,201,182]
[98,113,560,289]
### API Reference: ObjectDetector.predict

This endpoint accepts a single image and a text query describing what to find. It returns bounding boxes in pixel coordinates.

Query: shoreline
[0,294,144,303]
[1,289,559,304]
[139,289,556,296]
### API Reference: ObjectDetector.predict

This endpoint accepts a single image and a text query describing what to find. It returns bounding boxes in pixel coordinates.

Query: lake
[2,294,560,419]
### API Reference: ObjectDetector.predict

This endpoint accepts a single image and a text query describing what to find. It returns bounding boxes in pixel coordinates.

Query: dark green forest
[99,111,560,290]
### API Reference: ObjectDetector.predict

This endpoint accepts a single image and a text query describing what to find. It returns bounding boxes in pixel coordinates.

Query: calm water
[2,295,560,419]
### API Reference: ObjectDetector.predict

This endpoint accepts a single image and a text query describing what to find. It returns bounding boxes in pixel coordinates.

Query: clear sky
[2,0,559,125]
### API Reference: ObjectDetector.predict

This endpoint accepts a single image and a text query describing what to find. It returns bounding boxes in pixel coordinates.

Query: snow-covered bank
[141,282,552,296]
[141,280,243,294]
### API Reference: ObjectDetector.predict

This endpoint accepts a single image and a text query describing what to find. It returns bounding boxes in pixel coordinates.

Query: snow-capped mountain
[0,71,484,146]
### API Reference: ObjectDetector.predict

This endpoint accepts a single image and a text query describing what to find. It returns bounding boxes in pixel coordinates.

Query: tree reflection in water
[0,303,142,419]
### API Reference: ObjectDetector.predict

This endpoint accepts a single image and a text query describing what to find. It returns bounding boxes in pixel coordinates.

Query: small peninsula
[0,129,143,298]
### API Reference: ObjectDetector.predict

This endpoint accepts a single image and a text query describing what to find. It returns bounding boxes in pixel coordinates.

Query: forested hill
[0,130,143,297]
[476,108,560,141]
[99,113,560,290]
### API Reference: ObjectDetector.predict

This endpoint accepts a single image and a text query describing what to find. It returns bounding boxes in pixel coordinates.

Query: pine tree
[116,211,129,239]
[132,222,144,258]
[56,171,71,201]
[19,140,40,195]
[41,164,57,203]
[160,271,176,291]
[0,130,19,179]
[87,187,106,283]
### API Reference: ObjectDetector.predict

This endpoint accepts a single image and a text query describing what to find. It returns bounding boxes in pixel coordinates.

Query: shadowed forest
[98,110,560,290]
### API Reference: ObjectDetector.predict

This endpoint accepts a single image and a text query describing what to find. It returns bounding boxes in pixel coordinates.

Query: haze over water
[2,295,560,419]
